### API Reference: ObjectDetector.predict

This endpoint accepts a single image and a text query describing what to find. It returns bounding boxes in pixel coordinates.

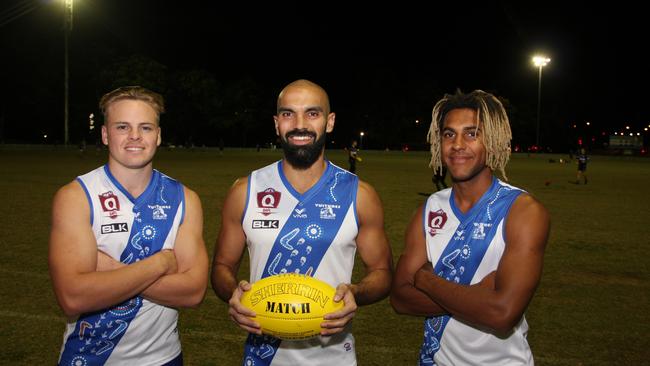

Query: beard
[280,129,327,170]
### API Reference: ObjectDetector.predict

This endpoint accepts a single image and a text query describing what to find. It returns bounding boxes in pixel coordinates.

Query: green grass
[0,148,648,365]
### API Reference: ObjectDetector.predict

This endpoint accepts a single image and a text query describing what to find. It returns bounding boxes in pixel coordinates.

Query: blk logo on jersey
[257,188,281,216]
[252,220,280,229]
[428,209,448,236]
[99,191,120,219]
[101,222,129,234]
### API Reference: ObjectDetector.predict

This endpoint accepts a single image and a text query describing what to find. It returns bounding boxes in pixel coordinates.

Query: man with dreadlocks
[390,90,550,365]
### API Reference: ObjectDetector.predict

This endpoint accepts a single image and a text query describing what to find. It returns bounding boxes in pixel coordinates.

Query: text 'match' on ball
[240,273,344,340]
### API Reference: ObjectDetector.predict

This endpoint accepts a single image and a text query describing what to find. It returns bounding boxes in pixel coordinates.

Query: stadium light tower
[532,55,550,148]
[64,0,73,146]
[359,131,365,149]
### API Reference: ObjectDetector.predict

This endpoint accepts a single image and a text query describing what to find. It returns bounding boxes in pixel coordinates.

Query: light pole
[532,55,550,149]
[64,0,73,146]
[359,131,365,149]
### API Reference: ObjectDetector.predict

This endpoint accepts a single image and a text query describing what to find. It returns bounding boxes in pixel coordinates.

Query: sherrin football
[240,273,344,340]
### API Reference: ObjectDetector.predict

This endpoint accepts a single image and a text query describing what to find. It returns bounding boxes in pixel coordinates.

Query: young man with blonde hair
[49,86,208,365]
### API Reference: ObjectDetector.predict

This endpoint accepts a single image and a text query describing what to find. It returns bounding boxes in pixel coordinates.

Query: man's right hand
[228,280,262,334]
[97,250,178,276]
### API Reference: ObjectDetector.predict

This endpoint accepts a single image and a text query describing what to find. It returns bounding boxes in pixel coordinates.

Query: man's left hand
[320,283,358,336]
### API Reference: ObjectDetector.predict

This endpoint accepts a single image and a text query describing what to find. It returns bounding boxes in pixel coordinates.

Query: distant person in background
[432,166,448,191]
[78,139,87,154]
[49,86,208,365]
[211,79,392,366]
[575,148,589,184]
[347,139,359,173]
[390,89,550,365]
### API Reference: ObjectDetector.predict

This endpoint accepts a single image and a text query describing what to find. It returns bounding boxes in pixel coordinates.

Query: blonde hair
[99,86,165,123]
[427,89,512,180]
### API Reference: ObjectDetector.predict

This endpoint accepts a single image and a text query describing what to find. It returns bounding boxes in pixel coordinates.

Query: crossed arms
[390,194,549,334]
[49,181,208,318]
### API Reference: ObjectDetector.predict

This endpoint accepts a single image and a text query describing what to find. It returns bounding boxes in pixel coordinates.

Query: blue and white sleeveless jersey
[241,160,359,366]
[57,165,184,366]
[420,177,533,366]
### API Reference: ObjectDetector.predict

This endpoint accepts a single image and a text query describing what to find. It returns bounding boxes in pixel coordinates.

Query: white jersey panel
[243,163,300,282]
[104,304,180,365]
[312,204,357,287]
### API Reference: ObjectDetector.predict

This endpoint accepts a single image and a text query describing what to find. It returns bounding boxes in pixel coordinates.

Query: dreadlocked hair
[427,89,512,180]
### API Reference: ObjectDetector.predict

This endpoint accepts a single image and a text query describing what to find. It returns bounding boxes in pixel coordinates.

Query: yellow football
[240,273,344,340]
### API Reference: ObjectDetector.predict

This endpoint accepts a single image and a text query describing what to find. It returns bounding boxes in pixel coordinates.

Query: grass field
[0,147,648,365]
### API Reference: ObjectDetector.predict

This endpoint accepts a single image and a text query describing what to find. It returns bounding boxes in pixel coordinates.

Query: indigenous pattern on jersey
[420,177,533,366]
[58,165,184,366]
[241,160,359,366]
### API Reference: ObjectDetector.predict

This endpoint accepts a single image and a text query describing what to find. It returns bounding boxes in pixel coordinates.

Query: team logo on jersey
[427,209,448,236]
[99,191,120,219]
[148,204,170,220]
[315,203,340,220]
[472,222,492,240]
[252,220,279,229]
[257,188,281,216]
[292,208,308,218]
[101,223,129,234]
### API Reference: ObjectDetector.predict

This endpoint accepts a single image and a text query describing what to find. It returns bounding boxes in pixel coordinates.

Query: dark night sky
[1,0,648,146]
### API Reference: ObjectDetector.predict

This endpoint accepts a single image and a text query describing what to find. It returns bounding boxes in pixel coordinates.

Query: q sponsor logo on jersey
[427,209,448,236]
[257,188,281,216]
[99,191,120,219]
